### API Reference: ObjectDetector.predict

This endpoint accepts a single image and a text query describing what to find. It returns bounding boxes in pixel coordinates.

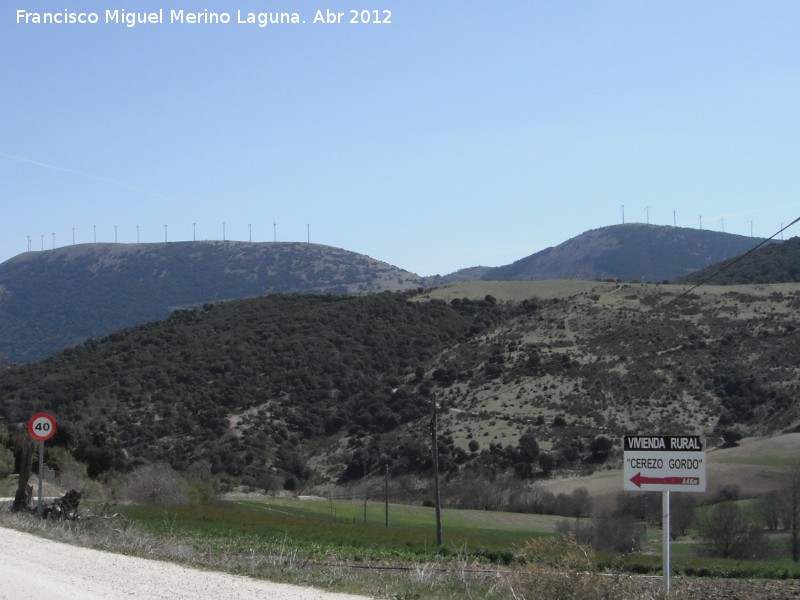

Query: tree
[73,430,127,478]
[589,436,613,462]
[785,462,800,562]
[697,502,766,559]
[0,441,13,479]
[538,452,556,475]
[556,487,592,517]
[722,429,743,447]
[670,493,697,539]
[0,424,16,479]
[518,431,539,462]
[122,463,190,505]
[756,490,781,531]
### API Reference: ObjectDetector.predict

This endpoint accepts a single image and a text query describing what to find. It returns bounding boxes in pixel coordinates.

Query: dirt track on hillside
[0,526,371,600]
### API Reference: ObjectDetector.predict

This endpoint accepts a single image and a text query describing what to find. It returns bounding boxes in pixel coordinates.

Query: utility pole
[621,204,625,224]
[385,463,390,529]
[223,222,226,242]
[193,222,196,241]
[673,210,676,227]
[431,394,442,546]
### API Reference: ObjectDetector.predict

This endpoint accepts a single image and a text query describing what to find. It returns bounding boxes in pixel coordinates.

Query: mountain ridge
[0,224,781,363]
[0,241,424,363]
[481,224,770,283]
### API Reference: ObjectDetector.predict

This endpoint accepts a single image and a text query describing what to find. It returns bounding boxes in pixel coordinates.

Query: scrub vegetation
[1,281,799,498]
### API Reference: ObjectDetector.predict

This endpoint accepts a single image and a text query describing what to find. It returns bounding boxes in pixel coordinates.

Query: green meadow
[118,495,800,581]
[121,496,561,563]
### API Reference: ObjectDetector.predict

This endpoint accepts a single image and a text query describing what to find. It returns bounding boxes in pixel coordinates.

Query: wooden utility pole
[431,395,442,546]
[385,464,390,529]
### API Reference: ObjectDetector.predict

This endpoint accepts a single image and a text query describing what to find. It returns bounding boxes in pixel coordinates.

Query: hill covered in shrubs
[2,280,799,497]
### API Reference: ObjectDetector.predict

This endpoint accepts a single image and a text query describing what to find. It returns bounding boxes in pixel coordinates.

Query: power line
[668,216,800,306]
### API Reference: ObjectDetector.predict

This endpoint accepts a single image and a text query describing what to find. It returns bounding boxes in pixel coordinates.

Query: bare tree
[122,463,189,506]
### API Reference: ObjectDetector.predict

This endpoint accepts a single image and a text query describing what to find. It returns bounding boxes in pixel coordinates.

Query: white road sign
[623,435,706,493]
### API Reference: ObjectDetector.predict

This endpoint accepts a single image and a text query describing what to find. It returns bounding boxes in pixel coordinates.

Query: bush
[589,436,613,462]
[122,463,190,505]
[0,446,14,478]
[722,429,743,446]
[556,515,645,553]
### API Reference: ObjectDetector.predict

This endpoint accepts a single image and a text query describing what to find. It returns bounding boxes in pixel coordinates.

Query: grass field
[7,484,800,599]
[121,496,562,564]
[119,494,800,577]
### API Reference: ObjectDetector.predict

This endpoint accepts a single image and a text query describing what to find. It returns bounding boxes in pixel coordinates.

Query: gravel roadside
[0,526,372,600]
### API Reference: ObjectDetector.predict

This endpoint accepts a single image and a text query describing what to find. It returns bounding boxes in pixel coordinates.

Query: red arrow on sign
[630,472,700,488]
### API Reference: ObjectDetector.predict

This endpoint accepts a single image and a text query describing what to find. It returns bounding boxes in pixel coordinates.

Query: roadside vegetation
[5,450,800,599]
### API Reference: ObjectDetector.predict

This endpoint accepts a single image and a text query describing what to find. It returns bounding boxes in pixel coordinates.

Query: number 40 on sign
[28,413,57,442]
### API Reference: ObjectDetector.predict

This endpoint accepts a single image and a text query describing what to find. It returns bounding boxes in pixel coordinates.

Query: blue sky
[2,1,799,276]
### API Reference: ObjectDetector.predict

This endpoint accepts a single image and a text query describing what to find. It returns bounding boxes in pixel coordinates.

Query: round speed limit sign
[28,413,57,442]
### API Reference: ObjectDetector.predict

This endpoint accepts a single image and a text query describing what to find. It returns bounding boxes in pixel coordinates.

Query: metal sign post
[662,490,670,593]
[623,435,706,594]
[28,413,57,516]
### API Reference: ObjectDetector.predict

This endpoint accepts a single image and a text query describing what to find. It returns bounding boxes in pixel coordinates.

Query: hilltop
[0,241,423,363]
[0,224,783,364]
[482,224,768,283]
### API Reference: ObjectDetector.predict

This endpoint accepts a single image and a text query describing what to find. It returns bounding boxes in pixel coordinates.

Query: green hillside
[2,281,799,498]
[679,236,800,285]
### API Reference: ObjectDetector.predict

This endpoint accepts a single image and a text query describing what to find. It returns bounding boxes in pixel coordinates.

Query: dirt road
[0,526,371,600]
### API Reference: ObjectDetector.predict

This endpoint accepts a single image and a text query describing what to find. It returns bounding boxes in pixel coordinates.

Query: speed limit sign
[28,413,57,442]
